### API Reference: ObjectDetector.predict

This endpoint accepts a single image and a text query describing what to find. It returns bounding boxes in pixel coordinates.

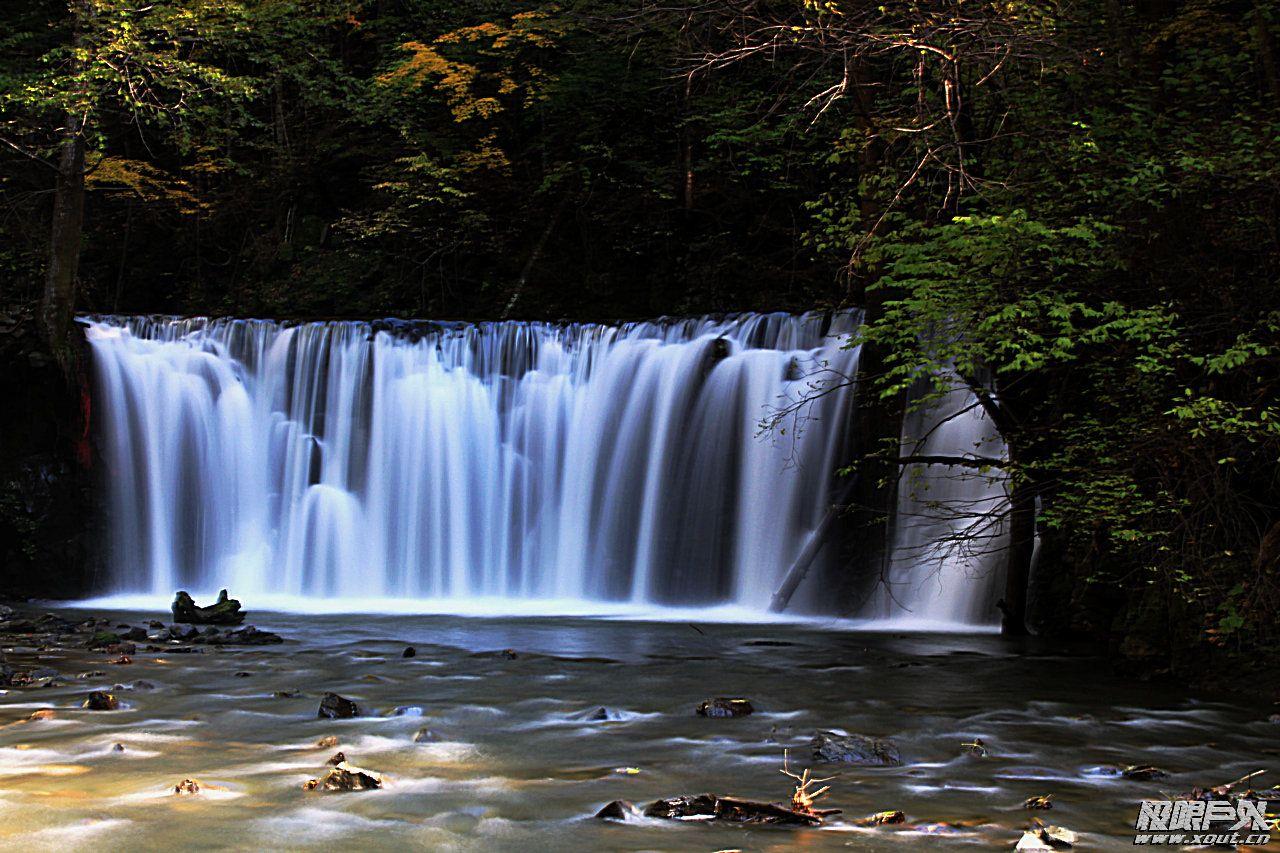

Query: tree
[2,0,252,366]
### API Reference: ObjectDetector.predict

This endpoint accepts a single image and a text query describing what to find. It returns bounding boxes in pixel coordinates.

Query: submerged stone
[86,631,119,649]
[852,810,906,826]
[1120,764,1168,780]
[811,731,902,766]
[569,706,626,722]
[595,800,641,820]
[696,697,754,718]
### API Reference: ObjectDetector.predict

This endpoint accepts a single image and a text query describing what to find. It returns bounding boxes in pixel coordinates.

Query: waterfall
[83,312,1005,625]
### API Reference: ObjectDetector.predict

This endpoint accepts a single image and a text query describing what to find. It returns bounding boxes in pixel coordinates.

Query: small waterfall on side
[84,312,1006,625]
[874,384,1010,624]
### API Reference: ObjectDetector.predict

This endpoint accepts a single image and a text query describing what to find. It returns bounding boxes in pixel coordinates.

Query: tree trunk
[41,113,86,372]
[832,96,904,613]
[501,191,568,319]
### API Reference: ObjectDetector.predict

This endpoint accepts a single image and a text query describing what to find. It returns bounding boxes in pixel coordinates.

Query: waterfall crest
[84,313,1004,625]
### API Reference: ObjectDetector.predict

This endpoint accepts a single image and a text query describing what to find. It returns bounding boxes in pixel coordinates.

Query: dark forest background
[1,0,1278,687]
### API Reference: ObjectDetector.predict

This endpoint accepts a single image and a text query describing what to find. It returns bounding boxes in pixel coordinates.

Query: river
[0,608,1270,850]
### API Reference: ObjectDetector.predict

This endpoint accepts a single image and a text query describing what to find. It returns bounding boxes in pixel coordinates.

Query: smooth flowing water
[0,609,1270,851]
[83,313,1006,625]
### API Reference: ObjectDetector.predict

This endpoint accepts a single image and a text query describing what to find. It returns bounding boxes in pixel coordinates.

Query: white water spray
[84,313,1004,624]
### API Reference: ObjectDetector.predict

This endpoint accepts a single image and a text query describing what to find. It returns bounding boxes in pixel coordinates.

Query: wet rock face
[695,697,754,718]
[810,731,902,766]
[318,692,361,719]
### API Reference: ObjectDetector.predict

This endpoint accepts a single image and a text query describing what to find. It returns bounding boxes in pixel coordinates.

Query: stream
[0,608,1272,851]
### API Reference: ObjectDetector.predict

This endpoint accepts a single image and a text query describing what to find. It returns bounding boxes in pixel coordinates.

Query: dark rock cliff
[0,306,98,598]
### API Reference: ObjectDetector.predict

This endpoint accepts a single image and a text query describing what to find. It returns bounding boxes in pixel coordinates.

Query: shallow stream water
[0,609,1272,851]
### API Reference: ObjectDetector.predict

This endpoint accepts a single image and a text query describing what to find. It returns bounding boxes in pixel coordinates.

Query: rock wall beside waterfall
[0,306,98,597]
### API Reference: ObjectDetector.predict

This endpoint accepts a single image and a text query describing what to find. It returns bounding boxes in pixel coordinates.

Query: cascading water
[83,312,1005,625]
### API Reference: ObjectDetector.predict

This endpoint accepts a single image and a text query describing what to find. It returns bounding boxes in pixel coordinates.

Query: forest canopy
[1,0,1278,671]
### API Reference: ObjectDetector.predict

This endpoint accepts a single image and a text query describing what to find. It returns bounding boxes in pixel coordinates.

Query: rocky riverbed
[0,604,1274,850]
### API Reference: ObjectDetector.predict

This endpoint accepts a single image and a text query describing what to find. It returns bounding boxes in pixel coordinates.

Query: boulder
[402,647,416,658]
[302,762,382,792]
[173,779,201,795]
[695,697,754,718]
[413,728,442,743]
[318,692,360,719]
[86,631,120,649]
[84,691,118,711]
[811,731,902,766]
[171,589,245,626]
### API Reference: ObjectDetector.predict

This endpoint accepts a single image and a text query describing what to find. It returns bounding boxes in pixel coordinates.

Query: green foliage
[0,0,1276,660]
